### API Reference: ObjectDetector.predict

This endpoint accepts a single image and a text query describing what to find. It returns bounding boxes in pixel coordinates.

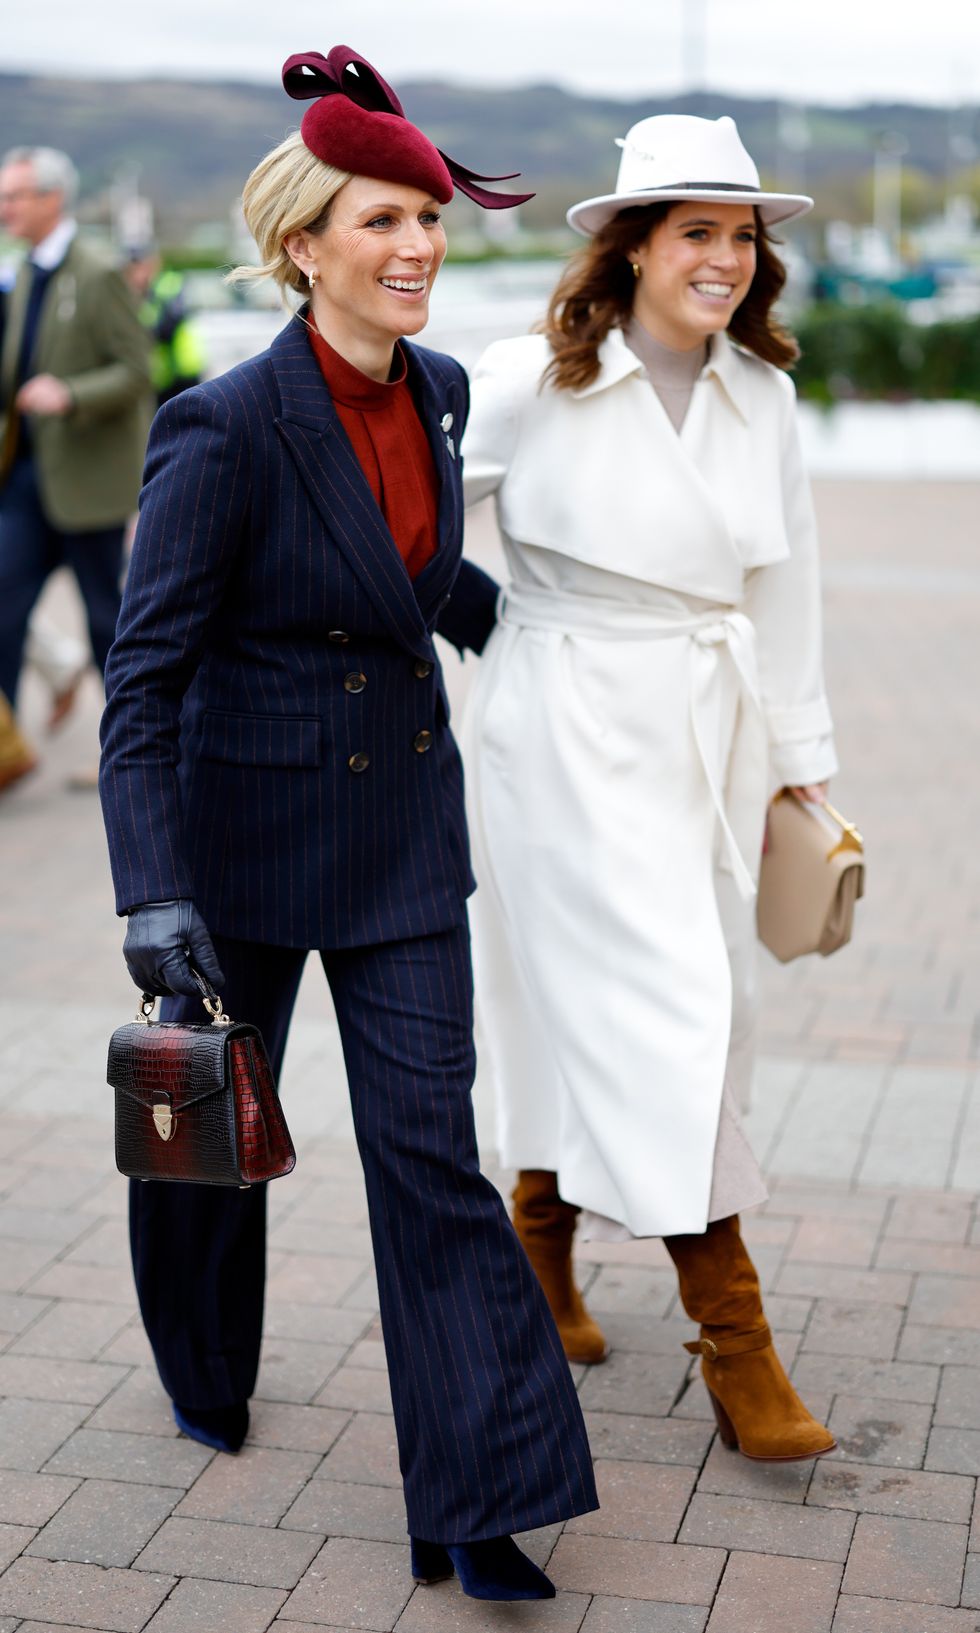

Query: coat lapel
[35,239,81,360]
[403,342,460,556]
[402,341,463,615]
[586,328,750,589]
[271,317,433,658]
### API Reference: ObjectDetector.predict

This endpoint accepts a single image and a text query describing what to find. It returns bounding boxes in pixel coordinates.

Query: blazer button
[328,630,350,645]
[348,751,370,773]
[344,671,367,694]
[413,730,434,754]
[413,659,434,679]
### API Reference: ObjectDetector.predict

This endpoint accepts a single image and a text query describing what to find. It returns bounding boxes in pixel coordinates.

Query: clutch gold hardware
[821,799,864,861]
[152,1103,174,1141]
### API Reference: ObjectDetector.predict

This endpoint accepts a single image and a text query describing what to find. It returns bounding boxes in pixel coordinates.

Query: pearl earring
[308,268,318,289]
[632,263,641,280]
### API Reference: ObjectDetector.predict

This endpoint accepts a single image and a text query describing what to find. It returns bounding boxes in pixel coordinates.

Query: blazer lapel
[35,240,80,366]
[271,317,432,657]
[403,344,460,555]
[401,342,464,616]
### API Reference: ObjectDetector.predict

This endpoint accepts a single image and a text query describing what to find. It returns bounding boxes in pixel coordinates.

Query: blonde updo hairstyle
[228,130,352,306]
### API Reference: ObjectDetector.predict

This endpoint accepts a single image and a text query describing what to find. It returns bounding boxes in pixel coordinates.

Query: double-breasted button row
[347,734,433,772]
[328,630,350,645]
[344,672,367,694]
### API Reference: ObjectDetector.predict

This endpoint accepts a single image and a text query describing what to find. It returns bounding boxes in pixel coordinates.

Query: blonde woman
[99,46,596,1599]
[462,115,837,1461]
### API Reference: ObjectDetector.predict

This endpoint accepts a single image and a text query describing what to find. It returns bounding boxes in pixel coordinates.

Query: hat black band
[629,181,762,194]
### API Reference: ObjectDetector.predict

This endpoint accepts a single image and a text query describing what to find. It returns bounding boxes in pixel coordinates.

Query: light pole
[778,102,810,197]
[872,131,908,268]
[110,161,153,252]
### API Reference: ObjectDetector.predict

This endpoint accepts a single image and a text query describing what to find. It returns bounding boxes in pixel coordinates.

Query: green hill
[0,71,971,240]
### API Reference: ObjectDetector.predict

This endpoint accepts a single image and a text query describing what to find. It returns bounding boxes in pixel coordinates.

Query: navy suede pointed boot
[410,1538,455,1584]
[410,1535,556,1600]
[173,1401,249,1454]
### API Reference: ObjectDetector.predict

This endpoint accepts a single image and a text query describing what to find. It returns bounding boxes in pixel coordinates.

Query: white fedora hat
[566,114,813,236]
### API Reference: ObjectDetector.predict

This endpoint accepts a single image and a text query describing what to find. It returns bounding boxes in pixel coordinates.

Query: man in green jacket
[0,146,152,709]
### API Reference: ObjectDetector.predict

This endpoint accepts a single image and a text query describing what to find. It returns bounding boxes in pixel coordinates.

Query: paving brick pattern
[1,480,979,1627]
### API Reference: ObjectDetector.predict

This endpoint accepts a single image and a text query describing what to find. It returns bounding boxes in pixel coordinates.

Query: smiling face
[629,201,758,351]
[285,175,447,375]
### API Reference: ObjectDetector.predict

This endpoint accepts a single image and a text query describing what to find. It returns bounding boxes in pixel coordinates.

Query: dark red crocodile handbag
[107,988,296,1186]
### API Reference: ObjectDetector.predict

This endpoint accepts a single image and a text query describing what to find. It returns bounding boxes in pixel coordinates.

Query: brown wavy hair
[542,202,798,392]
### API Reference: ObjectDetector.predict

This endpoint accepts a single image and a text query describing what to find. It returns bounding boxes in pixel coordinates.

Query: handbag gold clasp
[821,799,864,861]
[152,1102,174,1141]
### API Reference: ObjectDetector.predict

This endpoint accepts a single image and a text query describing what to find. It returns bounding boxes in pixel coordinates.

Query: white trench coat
[459,328,838,1238]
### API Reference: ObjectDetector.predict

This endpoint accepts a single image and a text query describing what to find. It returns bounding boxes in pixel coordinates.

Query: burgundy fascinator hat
[282,45,533,210]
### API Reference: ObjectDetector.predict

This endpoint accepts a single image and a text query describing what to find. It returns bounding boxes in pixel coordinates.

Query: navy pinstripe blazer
[99,314,499,950]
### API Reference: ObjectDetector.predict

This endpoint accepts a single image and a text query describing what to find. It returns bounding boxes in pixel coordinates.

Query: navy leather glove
[123,899,226,999]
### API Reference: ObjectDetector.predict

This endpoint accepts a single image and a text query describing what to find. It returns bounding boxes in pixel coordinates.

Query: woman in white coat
[460,115,837,1461]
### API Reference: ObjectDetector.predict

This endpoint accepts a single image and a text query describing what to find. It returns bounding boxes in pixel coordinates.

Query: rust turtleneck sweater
[307,325,439,580]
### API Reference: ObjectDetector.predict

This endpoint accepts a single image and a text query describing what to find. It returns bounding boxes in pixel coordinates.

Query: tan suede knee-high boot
[512,1171,609,1365]
[664,1215,835,1461]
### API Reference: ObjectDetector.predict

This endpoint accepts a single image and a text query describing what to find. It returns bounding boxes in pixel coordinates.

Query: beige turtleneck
[624,317,706,434]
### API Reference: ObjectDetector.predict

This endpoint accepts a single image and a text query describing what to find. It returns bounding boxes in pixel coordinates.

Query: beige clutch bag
[757,791,865,963]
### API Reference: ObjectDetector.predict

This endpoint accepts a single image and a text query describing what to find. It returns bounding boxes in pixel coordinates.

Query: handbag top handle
[137,984,233,1028]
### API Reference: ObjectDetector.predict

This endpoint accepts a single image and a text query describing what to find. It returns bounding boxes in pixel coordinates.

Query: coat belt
[499,582,768,900]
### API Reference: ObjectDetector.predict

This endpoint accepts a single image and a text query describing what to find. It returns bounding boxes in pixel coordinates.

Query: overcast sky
[2,0,978,106]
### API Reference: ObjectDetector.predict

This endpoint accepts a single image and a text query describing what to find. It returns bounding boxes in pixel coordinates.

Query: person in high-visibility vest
[123,246,206,405]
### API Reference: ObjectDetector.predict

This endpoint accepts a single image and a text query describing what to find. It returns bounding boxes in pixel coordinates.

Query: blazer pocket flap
[200,710,322,767]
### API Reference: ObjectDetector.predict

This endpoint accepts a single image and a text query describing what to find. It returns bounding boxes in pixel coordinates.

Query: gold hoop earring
[308,268,318,290]
[632,263,641,280]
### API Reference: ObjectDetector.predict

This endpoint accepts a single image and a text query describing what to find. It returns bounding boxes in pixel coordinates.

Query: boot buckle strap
[683,1325,772,1361]
[684,1337,719,1360]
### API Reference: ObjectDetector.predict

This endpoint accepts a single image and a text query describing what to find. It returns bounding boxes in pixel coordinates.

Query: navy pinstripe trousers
[131,925,598,1541]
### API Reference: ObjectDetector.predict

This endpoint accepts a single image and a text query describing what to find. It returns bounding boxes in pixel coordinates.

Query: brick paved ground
[0,478,978,1631]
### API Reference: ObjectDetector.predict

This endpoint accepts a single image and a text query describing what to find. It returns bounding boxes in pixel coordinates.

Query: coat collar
[700,329,752,425]
[29,217,77,272]
[570,326,645,400]
[573,323,752,425]
[270,314,458,659]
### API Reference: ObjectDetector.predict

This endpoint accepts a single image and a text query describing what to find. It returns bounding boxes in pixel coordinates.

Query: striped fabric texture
[134,930,599,1541]
[104,317,598,1542]
[99,316,498,948]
